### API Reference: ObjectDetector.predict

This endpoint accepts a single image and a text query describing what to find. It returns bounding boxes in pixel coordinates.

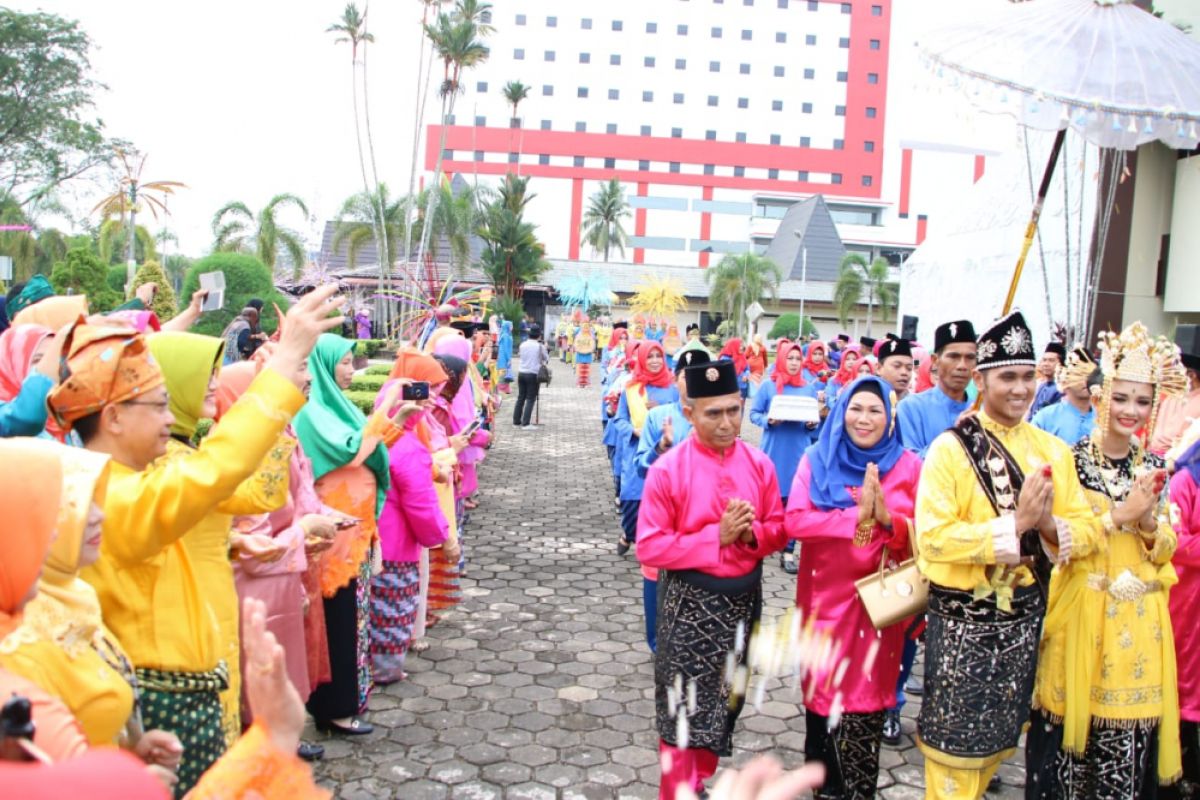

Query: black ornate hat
[877,334,913,362]
[674,348,711,374]
[934,320,977,353]
[684,359,740,398]
[976,310,1037,371]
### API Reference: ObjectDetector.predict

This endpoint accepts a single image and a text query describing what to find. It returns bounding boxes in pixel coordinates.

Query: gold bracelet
[854,520,874,548]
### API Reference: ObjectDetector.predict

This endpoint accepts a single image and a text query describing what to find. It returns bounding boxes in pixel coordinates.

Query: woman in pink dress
[1169,439,1200,798]
[785,376,922,799]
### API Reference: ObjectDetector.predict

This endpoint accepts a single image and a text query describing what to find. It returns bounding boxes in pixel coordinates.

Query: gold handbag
[854,545,929,630]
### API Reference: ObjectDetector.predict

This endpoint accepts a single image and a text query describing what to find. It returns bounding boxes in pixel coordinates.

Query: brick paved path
[313,360,1026,798]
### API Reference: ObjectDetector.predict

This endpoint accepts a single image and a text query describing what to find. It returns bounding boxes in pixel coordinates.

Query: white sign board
[0,256,12,281]
[198,271,226,312]
[768,394,821,424]
[745,301,764,322]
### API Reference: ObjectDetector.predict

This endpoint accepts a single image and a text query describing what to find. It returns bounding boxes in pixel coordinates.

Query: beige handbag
[854,543,929,630]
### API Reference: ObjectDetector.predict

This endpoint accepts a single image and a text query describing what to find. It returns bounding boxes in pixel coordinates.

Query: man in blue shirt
[1031,345,1097,445]
[897,319,977,458]
[1026,341,1066,419]
[877,334,915,404]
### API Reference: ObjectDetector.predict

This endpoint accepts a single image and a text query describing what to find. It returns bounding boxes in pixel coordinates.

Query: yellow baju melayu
[915,412,1100,800]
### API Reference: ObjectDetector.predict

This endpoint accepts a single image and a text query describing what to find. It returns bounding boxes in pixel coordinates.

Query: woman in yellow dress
[1029,322,1189,797]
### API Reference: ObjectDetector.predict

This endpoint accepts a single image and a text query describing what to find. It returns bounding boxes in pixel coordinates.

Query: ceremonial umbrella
[917,0,1200,331]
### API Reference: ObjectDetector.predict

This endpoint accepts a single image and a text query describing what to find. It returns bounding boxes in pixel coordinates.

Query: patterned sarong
[655,566,761,756]
[919,583,1045,763]
[137,663,229,798]
[577,362,591,387]
[355,557,372,714]
[370,561,421,683]
[428,545,461,611]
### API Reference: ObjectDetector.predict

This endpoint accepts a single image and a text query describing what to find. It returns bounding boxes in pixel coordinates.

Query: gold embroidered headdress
[1054,345,1098,394]
[1091,322,1188,451]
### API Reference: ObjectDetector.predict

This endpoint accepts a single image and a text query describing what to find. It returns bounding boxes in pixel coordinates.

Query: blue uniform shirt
[1031,398,1095,446]
[897,385,971,458]
[748,379,823,500]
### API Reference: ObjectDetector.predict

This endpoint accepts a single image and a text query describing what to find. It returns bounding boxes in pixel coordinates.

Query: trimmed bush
[343,390,378,415]
[180,252,291,337]
[767,313,818,341]
[106,264,127,296]
[353,338,384,358]
[348,374,388,393]
[50,247,122,312]
[131,259,178,320]
[363,364,392,376]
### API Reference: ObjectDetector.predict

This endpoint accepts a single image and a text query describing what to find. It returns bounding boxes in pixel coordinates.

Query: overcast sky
[16,0,1021,258]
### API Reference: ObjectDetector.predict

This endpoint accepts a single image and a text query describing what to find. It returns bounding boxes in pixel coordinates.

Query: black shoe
[987,774,1003,793]
[297,742,325,761]
[905,674,924,696]
[616,537,632,556]
[315,717,374,736]
[781,553,798,575]
[882,708,901,746]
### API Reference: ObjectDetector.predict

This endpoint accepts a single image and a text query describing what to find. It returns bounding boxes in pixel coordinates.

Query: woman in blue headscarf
[783,376,923,800]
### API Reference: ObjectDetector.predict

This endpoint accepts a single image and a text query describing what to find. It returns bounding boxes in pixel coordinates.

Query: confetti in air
[727,608,847,714]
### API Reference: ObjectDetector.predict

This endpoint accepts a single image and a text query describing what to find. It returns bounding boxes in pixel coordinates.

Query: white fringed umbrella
[918,0,1200,329]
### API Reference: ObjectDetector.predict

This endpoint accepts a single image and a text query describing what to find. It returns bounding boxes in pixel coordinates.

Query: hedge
[343,390,378,415]
[354,339,385,358]
[363,364,392,376]
[180,252,291,337]
[348,374,388,393]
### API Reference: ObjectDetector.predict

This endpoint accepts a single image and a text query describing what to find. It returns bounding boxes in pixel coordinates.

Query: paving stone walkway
[313,360,1026,798]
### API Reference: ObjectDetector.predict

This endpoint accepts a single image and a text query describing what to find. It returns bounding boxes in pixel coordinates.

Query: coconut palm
[478,175,549,299]
[833,253,897,336]
[91,149,185,287]
[97,218,157,266]
[502,80,531,121]
[211,194,310,278]
[580,179,631,262]
[333,183,406,271]
[704,253,784,339]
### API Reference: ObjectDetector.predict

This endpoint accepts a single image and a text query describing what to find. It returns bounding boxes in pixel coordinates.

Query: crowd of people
[0,281,503,797]
[597,310,1200,799]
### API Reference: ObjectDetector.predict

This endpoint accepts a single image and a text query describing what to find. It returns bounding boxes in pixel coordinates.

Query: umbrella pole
[1002,128,1067,315]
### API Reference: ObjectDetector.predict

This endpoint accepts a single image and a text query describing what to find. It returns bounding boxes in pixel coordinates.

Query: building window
[744,0,753,5]
[802,102,813,113]
[734,166,746,177]
[866,107,877,118]
[707,95,719,107]
[613,20,623,31]
[862,175,873,187]
[641,125,652,135]
[741,29,752,40]
[740,63,751,75]
[800,136,811,147]
[608,88,619,100]
[443,149,454,159]
[605,157,616,168]
[671,127,682,138]
[639,159,650,171]
[646,21,657,33]
[839,37,850,48]
[606,123,618,134]
[769,134,781,145]
[474,115,486,125]
[476,81,488,92]
[670,162,681,174]
[673,92,685,104]
[574,156,585,167]
[804,68,815,79]
[582,17,592,29]
[778,0,788,7]
[580,53,591,64]
[577,87,589,98]
[542,85,553,96]
[736,132,747,142]
[539,154,550,165]
[546,16,557,27]
[514,48,525,60]
[474,150,484,162]
[610,54,621,65]
[711,26,722,38]
[545,50,555,62]
[831,173,843,185]
[833,138,844,149]
[768,168,779,179]
[776,32,786,43]
[867,72,879,84]
[645,56,655,67]
[675,58,686,69]
[575,121,586,132]
[864,140,875,152]
[642,90,653,102]
[709,61,721,72]
[738,97,749,109]
[837,70,848,82]
[540,119,552,130]
[771,100,783,111]
[870,39,881,50]
[705,130,717,140]
[774,66,785,77]
[516,14,526,25]
[704,164,716,176]
[872,4,883,15]
[808,0,818,9]
[798,170,809,180]
[806,34,816,45]
[841,2,852,11]
[678,23,689,35]
[835,104,846,116]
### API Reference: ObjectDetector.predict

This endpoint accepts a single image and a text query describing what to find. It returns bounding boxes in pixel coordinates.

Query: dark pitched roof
[762,195,847,282]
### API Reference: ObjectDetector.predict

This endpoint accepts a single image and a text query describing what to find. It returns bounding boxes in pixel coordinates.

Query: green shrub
[348,374,388,392]
[767,313,818,341]
[106,264,127,295]
[343,390,378,415]
[180,253,291,336]
[363,364,392,376]
[131,259,178,320]
[50,247,122,312]
[353,338,384,358]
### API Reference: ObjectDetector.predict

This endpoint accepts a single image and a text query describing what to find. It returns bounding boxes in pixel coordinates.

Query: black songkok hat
[684,359,739,398]
[837,333,851,343]
[1044,341,1067,360]
[674,348,711,374]
[976,310,1037,371]
[934,319,977,353]
[878,335,913,362]
[859,336,877,350]
[686,323,700,334]
[1176,324,1200,372]
[613,321,629,330]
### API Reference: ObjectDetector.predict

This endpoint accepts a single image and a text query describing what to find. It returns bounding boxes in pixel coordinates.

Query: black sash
[948,416,1051,593]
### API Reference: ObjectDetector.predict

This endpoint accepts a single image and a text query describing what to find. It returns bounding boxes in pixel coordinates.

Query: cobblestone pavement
[313,360,1026,798]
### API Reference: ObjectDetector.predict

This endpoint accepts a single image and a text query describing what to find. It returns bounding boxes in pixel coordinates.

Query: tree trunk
[349,54,385,336]
[360,37,392,336]
[401,4,436,337]
[125,202,137,291]
[865,287,875,337]
[415,86,458,274]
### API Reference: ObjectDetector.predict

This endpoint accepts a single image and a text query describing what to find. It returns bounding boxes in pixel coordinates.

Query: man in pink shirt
[1150,328,1199,455]
[637,359,788,800]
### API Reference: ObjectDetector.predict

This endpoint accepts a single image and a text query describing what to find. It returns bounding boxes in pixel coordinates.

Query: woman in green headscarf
[292,333,411,734]
[146,332,295,754]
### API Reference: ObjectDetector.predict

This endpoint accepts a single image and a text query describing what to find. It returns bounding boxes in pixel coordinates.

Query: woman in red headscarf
[744,336,768,391]
[830,346,863,397]
[0,324,57,438]
[718,338,750,399]
[801,341,831,385]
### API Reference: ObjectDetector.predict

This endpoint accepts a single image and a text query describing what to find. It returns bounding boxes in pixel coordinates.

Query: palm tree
[333,183,406,271]
[502,80,531,122]
[97,218,157,266]
[416,0,491,270]
[478,174,549,299]
[704,253,784,339]
[91,149,185,287]
[833,254,897,336]
[580,179,631,262]
[211,194,310,277]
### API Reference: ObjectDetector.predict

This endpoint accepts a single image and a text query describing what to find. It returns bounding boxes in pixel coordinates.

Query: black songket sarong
[654,565,761,755]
